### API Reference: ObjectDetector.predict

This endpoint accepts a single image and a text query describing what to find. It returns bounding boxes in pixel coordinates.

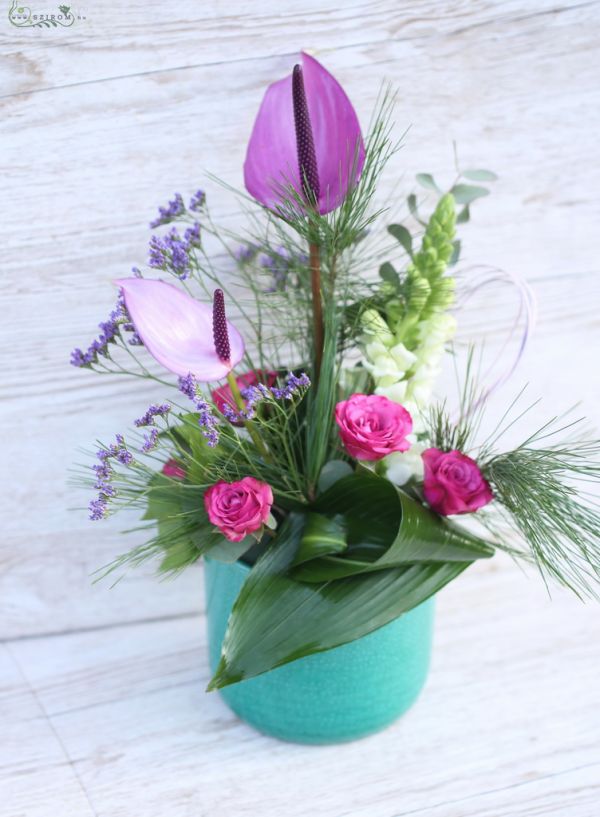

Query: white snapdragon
[358,308,456,485]
[385,439,426,486]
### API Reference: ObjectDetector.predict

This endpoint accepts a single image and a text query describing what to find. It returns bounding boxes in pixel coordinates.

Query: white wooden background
[1,2,599,815]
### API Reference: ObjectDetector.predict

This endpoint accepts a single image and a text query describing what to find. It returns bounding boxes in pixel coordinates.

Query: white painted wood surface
[1,1,599,814]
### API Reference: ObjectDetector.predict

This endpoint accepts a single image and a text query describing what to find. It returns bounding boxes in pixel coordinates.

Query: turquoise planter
[204,557,435,744]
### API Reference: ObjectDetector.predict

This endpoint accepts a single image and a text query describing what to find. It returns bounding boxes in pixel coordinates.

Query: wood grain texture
[5,557,600,817]
[0,646,96,817]
[1,0,599,637]
[1,2,599,813]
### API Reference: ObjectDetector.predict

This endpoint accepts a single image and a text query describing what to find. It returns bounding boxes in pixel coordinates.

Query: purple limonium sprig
[102,433,134,465]
[142,427,160,453]
[271,371,311,400]
[148,224,201,279]
[222,373,311,424]
[148,228,190,278]
[238,383,272,421]
[236,243,258,263]
[71,292,141,368]
[150,193,185,229]
[261,246,308,293]
[89,498,108,521]
[189,189,206,212]
[134,403,171,427]
[89,434,134,520]
[184,222,201,248]
[178,374,220,447]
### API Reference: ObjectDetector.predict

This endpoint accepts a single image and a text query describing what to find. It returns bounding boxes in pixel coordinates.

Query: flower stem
[309,242,324,382]
[226,371,271,460]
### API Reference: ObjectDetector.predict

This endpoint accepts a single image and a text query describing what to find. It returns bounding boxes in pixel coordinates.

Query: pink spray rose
[335,393,413,461]
[211,369,278,424]
[204,477,274,542]
[422,448,493,516]
[162,459,186,479]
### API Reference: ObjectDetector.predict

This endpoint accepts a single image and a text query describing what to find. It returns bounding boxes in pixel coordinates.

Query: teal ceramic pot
[204,557,435,744]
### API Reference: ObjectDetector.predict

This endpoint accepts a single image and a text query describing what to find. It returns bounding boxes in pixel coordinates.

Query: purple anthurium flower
[244,51,365,215]
[115,279,244,381]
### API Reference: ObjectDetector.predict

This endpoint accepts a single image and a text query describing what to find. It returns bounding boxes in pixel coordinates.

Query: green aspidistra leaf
[292,473,493,582]
[207,511,474,690]
[292,512,347,566]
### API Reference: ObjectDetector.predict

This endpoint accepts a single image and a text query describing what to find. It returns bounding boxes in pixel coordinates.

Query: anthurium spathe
[116,278,244,381]
[244,51,365,214]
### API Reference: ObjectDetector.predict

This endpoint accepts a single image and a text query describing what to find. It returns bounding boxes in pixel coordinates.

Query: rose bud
[422,448,493,516]
[334,393,413,461]
[204,477,274,542]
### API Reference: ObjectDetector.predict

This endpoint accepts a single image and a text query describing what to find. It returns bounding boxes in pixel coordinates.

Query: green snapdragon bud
[395,193,456,347]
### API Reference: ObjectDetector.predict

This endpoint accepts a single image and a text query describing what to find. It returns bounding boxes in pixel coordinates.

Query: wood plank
[3,5,600,280]
[1,1,593,95]
[9,556,600,816]
[0,646,96,817]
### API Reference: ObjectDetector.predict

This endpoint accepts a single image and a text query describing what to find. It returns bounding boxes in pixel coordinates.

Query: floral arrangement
[72,52,600,691]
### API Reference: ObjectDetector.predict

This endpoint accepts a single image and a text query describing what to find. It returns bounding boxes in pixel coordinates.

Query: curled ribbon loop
[454,265,538,413]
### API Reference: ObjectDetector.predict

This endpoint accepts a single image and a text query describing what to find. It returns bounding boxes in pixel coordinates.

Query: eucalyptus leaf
[456,205,470,224]
[450,184,490,205]
[462,169,498,182]
[387,225,413,257]
[379,261,400,287]
[407,193,418,216]
[208,513,475,690]
[449,240,461,266]
[416,173,439,191]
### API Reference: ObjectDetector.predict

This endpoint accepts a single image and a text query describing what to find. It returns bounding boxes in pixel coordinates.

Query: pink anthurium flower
[244,51,365,215]
[115,279,244,381]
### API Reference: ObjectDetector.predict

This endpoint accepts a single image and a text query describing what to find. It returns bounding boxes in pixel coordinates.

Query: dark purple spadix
[292,64,320,204]
[212,289,231,363]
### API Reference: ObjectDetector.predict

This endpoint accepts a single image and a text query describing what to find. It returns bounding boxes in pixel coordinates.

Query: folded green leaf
[293,473,494,582]
[292,512,347,566]
[208,512,474,690]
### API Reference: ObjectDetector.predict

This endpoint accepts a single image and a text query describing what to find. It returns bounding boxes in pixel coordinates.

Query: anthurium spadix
[244,52,365,214]
[116,279,244,381]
